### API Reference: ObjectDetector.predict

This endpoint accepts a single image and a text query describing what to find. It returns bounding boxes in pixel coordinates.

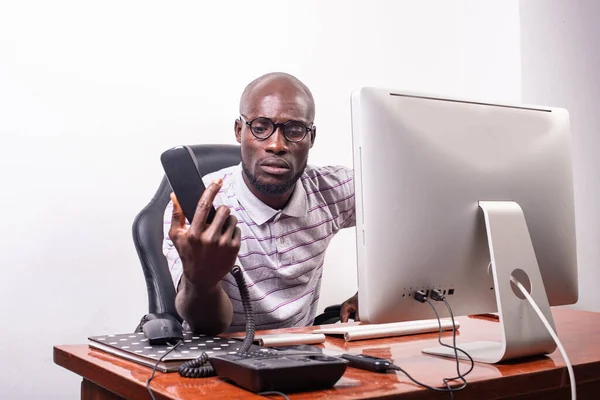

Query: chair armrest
[314,304,342,325]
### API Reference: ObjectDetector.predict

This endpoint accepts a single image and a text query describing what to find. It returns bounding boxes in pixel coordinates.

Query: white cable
[510,275,576,400]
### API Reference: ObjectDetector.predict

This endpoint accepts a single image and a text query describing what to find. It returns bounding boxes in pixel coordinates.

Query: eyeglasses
[240,115,314,142]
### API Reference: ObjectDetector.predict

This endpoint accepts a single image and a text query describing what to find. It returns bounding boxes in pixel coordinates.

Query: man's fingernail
[212,178,223,186]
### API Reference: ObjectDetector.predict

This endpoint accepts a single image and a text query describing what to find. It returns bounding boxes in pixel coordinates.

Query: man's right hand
[340,292,359,323]
[168,178,242,291]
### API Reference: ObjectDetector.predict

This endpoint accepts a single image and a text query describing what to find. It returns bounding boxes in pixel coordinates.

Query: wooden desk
[54,308,600,399]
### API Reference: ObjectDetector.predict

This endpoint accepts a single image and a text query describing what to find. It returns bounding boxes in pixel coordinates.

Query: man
[163,72,358,334]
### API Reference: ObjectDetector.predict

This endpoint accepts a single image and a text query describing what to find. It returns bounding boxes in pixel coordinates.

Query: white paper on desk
[314,319,460,342]
[343,322,458,341]
[230,333,326,347]
[257,333,326,347]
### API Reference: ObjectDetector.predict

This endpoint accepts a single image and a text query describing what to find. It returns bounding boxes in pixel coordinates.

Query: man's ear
[234,118,242,143]
[309,126,317,148]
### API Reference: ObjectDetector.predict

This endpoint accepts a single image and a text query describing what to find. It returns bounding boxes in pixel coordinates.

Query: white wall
[520,0,600,312]
[0,1,521,398]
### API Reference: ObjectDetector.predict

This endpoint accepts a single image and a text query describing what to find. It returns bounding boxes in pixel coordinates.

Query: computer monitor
[350,87,578,363]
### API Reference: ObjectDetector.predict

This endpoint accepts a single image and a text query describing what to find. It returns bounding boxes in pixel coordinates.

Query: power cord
[404,289,473,399]
[510,275,576,400]
[428,291,474,388]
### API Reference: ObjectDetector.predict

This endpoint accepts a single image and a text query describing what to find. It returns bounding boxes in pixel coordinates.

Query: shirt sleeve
[338,167,356,229]
[162,200,184,290]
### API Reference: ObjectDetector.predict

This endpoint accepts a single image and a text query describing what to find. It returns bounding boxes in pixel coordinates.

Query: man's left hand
[340,291,359,322]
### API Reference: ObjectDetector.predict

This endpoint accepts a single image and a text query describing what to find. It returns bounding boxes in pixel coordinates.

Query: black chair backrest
[132,144,242,322]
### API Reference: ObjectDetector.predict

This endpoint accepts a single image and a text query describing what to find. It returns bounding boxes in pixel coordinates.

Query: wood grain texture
[54,308,600,399]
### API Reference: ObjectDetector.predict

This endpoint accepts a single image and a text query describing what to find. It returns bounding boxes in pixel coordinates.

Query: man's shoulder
[301,164,353,187]
[301,165,355,225]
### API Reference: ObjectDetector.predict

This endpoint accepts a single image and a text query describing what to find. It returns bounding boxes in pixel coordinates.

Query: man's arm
[167,178,241,334]
[175,276,233,334]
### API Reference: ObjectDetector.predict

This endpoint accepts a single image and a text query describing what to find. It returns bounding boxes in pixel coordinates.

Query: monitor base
[422,201,557,364]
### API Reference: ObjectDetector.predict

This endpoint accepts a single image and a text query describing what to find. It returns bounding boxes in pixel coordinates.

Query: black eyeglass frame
[239,115,315,142]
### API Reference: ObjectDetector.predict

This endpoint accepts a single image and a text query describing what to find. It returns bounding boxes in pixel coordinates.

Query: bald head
[239,72,315,122]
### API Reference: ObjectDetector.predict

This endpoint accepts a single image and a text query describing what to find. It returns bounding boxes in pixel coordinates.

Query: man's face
[235,82,315,197]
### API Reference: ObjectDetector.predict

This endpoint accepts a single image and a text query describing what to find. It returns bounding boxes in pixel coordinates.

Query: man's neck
[242,173,293,210]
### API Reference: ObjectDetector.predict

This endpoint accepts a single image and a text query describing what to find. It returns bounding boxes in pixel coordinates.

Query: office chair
[131,144,344,330]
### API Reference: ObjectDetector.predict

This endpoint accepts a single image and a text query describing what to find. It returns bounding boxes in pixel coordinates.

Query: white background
[0,1,522,398]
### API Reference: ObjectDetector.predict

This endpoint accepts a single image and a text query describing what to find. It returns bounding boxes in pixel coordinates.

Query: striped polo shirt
[162,163,355,332]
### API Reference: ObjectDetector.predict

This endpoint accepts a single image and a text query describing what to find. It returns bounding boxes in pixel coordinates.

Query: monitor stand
[422,201,557,364]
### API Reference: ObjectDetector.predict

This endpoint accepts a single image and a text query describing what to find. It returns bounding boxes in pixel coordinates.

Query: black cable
[391,290,475,399]
[425,299,459,397]
[234,265,256,353]
[388,364,459,397]
[258,390,291,400]
[176,351,215,378]
[425,298,474,388]
[426,298,474,376]
[146,340,183,400]
[178,265,256,378]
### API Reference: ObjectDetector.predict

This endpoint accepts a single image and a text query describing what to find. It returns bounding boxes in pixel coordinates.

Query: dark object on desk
[131,143,353,328]
[341,353,392,373]
[209,351,348,393]
[142,316,184,345]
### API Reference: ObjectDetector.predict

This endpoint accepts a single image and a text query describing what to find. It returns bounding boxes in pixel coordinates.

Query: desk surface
[54,308,600,399]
